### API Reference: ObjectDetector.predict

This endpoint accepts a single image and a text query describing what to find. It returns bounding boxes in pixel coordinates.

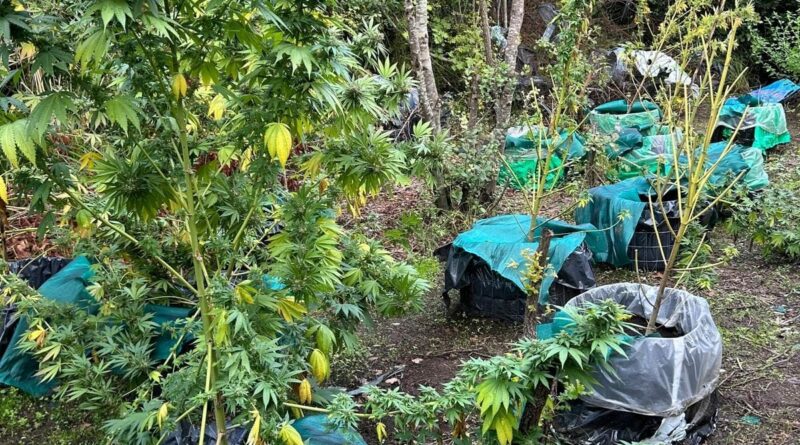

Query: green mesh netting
[589,100,662,135]
[452,215,600,304]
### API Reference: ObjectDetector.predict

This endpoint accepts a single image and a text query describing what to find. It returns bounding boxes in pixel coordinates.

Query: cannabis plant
[0,1,427,444]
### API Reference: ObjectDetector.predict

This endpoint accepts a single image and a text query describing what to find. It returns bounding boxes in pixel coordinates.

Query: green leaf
[92,0,132,28]
[27,92,74,138]
[275,43,315,76]
[0,122,19,167]
[75,28,110,68]
[105,95,140,133]
[315,324,336,355]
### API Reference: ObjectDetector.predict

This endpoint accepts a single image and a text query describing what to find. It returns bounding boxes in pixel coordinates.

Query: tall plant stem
[173,104,229,445]
[645,222,687,335]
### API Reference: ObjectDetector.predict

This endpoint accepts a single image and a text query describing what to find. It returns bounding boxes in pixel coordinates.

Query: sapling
[636,1,755,334]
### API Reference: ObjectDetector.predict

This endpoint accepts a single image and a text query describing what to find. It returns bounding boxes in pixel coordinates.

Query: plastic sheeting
[556,390,719,445]
[628,50,700,97]
[589,100,662,135]
[715,96,790,150]
[747,79,800,104]
[576,177,674,267]
[448,215,600,305]
[564,283,722,417]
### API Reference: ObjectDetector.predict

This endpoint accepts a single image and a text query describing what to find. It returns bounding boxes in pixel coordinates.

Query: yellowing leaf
[315,324,336,355]
[240,147,253,172]
[298,378,312,404]
[149,370,162,383]
[213,308,229,346]
[157,402,169,430]
[207,94,227,120]
[19,42,37,61]
[277,297,307,323]
[234,281,256,305]
[263,122,292,167]
[376,422,387,443]
[75,209,93,238]
[12,1,25,12]
[79,152,101,170]
[27,325,46,347]
[308,349,330,383]
[247,409,261,445]
[0,176,7,204]
[218,145,236,166]
[172,73,188,99]
[318,177,329,193]
[301,151,323,177]
[278,423,303,445]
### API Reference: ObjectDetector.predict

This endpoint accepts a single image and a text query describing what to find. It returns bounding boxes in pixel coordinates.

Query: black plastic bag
[555,390,719,445]
[163,421,248,445]
[437,244,595,321]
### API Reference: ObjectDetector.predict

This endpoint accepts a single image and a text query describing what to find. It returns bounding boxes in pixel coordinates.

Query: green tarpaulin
[615,126,682,180]
[684,142,755,191]
[293,415,367,445]
[500,126,585,190]
[452,215,600,304]
[716,96,791,150]
[575,177,655,267]
[505,126,586,159]
[498,151,563,190]
[577,142,764,268]
[589,100,662,136]
[0,256,192,396]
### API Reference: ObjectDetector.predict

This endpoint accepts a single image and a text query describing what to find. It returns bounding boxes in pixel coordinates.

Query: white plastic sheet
[565,283,722,417]
[614,48,700,97]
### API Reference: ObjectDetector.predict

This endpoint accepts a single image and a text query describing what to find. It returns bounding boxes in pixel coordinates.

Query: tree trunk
[479,0,494,65]
[404,0,440,130]
[468,72,480,128]
[494,0,525,130]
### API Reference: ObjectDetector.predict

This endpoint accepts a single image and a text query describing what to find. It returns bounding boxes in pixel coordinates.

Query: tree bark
[404,0,440,130]
[479,0,494,65]
[494,0,525,130]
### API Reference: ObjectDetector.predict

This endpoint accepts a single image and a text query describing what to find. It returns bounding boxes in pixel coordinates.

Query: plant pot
[626,221,678,272]
[557,283,722,443]
[442,243,595,322]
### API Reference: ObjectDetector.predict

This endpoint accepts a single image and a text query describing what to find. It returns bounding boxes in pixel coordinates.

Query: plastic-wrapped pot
[565,283,722,417]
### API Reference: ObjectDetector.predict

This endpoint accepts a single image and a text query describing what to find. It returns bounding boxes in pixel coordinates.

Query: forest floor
[332,110,800,444]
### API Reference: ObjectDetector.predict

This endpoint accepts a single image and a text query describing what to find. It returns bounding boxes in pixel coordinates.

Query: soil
[333,108,800,444]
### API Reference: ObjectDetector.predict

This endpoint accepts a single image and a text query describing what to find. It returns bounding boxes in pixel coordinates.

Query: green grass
[0,387,105,444]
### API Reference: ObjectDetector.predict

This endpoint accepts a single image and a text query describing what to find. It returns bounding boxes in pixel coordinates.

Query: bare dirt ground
[334,110,800,444]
